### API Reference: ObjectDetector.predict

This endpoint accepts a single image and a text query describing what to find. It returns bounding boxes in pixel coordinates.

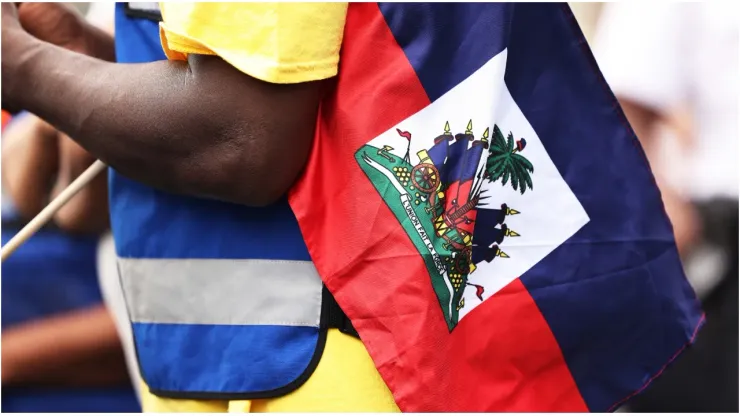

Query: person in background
[568,2,603,44]
[0,4,140,413]
[8,2,144,404]
[593,2,739,412]
[1,115,140,412]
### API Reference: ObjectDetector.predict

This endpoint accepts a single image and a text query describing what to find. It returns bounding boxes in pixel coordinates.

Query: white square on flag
[358,49,590,325]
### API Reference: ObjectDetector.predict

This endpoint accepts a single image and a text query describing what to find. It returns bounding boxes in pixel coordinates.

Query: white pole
[1,159,107,262]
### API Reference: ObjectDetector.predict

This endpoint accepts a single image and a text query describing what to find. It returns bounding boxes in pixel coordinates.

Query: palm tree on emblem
[485,125,534,194]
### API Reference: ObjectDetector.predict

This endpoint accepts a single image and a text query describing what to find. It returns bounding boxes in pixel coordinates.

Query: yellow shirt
[158,2,348,84]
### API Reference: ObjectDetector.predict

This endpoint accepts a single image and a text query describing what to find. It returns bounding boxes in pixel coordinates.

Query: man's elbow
[183,140,310,207]
[242,184,290,207]
[212,163,301,207]
[169,57,322,205]
[226,170,291,207]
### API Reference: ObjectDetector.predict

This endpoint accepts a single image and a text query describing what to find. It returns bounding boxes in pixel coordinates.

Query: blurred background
[573,2,738,413]
[1,2,737,413]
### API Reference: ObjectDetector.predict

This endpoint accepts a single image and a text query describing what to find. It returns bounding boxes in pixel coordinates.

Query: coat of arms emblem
[356,121,535,330]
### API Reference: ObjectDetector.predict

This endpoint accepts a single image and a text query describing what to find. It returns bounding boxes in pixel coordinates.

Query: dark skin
[2,3,114,234]
[2,3,324,207]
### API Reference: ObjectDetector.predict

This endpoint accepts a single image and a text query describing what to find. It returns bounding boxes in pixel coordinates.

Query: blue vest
[111,3,327,399]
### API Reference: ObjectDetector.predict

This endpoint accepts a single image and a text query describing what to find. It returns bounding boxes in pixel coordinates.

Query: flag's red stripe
[450,279,589,411]
[289,2,429,280]
[290,3,587,411]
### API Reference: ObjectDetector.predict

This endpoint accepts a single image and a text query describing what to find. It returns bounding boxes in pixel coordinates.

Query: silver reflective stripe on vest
[128,2,160,12]
[118,258,322,327]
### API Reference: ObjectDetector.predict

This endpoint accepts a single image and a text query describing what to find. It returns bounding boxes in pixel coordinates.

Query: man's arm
[2,304,131,387]
[2,5,324,207]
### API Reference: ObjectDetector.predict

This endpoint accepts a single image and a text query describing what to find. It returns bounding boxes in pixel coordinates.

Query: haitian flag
[289,3,703,412]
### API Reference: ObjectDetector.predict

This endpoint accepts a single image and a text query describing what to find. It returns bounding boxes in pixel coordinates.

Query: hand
[17,3,115,60]
[1,114,109,234]
[1,3,19,32]
[17,3,89,54]
[1,114,61,218]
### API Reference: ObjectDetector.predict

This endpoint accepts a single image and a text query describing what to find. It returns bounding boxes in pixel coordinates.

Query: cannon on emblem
[412,150,441,194]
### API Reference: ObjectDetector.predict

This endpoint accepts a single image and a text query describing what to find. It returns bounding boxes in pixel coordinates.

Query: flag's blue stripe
[133,323,320,394]
[503,5,702,410]
[381,2,702,411]
[379,3,511,103]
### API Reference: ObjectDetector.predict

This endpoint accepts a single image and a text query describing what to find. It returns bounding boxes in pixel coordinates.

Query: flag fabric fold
[289,3,703,412]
